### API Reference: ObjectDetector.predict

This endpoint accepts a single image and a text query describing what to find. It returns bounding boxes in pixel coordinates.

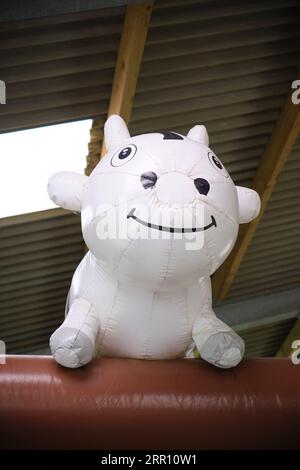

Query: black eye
[211,155,222,169]
[140,171,157,189]
[194,178,210,196]
[111,144,137,167]
[208,151,229,178]
[119,147,132,159]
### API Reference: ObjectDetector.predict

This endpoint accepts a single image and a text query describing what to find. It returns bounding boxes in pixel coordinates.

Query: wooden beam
[101,2,153,157]
[212,80,300,300]
[277,318,300,358]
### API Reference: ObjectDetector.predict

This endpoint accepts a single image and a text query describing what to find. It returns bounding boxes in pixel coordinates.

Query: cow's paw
[200,331,245,369]
[50,327,94,368]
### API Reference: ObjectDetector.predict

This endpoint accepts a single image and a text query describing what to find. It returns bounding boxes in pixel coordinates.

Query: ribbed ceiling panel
[0,6,125,132]
[234,313,298,357]
[0,209,83,353]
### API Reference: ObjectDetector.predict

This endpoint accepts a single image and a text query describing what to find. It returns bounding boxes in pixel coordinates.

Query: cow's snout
[156,172,196,204]
[140,171,210,204]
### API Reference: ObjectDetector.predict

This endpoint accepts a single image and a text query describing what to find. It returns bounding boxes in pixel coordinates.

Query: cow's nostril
[194,178,210,196]
[140,171,158,189]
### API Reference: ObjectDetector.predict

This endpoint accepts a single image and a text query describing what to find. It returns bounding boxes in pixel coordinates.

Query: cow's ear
[236,186,261,224]
[47,171,88,213]
[187,125,209,146]
[104,114,130,152]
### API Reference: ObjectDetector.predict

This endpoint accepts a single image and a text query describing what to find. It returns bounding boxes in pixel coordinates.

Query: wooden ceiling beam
[85,2,152,174]
[212,79,300,300]
[101,1,153,157]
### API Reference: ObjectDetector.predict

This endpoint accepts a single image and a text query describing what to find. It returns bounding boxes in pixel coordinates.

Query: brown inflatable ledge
[0,356,299,450]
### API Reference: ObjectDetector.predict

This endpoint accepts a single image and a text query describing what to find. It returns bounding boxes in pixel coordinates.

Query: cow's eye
[211,154,222,169]
[111,144,137,167]
[208,151,229,178]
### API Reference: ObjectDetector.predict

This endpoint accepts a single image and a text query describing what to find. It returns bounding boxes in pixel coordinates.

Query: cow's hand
[199,330,245,368]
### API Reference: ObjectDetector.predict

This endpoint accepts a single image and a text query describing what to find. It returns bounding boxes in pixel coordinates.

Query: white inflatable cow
[48,115,260,369]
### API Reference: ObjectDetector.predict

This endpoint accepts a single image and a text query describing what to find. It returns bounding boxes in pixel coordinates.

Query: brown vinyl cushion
[0,355,299,449]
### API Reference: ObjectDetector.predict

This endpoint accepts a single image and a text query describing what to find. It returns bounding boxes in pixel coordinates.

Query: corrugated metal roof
[0,0,142,22]
[0,209,83,353]
[0,5,125,132]
[234,312,298,357]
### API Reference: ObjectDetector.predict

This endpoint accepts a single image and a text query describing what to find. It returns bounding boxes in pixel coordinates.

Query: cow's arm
[50,298,100,368]
[192,277,244,368]
[47,171,88,213]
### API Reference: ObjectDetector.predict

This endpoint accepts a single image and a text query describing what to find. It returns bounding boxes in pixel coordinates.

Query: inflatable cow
[48,115,260,369]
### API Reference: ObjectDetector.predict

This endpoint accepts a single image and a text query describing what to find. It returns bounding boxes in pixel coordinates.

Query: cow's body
[68,251,217,359]
[48,115,260,369]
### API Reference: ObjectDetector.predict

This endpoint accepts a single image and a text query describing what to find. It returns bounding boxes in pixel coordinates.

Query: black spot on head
[161,132,184,140]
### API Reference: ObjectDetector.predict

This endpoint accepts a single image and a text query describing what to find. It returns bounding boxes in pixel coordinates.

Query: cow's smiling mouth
[127,208,217,233]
